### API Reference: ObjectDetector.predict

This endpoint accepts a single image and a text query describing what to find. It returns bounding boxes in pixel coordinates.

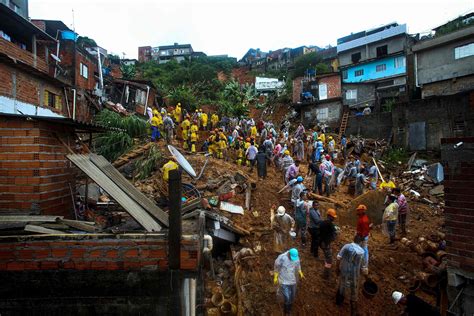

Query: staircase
[338,111,349,141]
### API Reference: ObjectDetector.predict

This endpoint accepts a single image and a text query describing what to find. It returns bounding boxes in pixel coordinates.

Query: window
[316,108,328,120]
[43,90,62,110]
[376,64,386,72]
[79,63,88,79]
[346,89,357,100]
[394,56,406,68]
[135,90,147,104]
[342,70,348,80]
[319,83,328,100]
[355,69,364,77]
[454,43,474,59]
[376,45,388,57]
[351,52,361,63]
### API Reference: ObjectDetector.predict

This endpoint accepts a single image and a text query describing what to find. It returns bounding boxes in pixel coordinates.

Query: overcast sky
[29,0,473,60]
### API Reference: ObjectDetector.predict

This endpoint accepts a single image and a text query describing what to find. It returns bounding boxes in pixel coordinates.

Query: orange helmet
[356,204,367,214]
[246,138,250,142]
[327,209,337,219]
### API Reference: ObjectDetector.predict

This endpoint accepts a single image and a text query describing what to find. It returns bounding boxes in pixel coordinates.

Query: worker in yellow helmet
[208,131,218,157]
[181,115,191,150]
[174,103,182,123]
[162,157,178,182]
[200,111,208,131]
[319,131,326,145]
[217,129,227,159]
[211,113,219,130]
[250,124,258,139]
[151,110,161,142]
[189,120,199,153]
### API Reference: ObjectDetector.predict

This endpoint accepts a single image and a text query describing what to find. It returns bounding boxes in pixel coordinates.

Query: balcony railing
[0,37,49,74]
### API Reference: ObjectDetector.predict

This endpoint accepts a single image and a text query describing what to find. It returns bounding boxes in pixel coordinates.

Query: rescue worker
[217,129,227,159]
[250,123,258,139]
[328,136,336,160]
[174,103,182,123]
[235,137,244,166]
[211,113,219,130]
[200,111,208,131]
[383,194,399,244]
[392,291,441,316]
[319,208,338,279]
[163,115,174,144]
[189,121,199,153]
[151,109,161,142]
[181,115,191,150]
[274,248,304,316]
[308,201,322,258]
[271,205,295,253]
[161,158,178,182]
[208,131,218,157]
[291,176,305,203]
[281,150,294,184]
[294,191,308,247]
[355,204,371,274]
[256,147,267,179]
[246,141,258,172]
[393,187,409,236]
[335,235,367,316]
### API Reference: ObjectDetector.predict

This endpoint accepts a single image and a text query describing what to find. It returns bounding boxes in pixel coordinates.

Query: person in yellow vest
[181,115,191,150]
[174,103,182,123]
[217,129,227,159]
[162,158,179,182]
[200,111,208,131]
[151,109,161,142]
[235,137,244,165]
[211,113,219,130]
[250,124,258,139]
[190,128,199,153]
[208,130,218,157]
[319,132,326,145]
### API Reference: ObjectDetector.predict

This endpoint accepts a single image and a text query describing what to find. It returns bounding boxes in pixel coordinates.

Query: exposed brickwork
[0,238,199,271]
[0,117,74,216]
[0,38,49,74]
[318,74,341,99]
[292,77,303,103]
[443,137,474,273]
[138,46,152,63]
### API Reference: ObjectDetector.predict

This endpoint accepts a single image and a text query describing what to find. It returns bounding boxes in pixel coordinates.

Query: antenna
[72,9,75,33]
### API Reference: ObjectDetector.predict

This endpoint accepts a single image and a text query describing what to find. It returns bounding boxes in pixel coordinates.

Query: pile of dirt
[133,140,445,315]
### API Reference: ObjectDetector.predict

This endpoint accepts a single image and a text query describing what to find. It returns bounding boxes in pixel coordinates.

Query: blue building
[337,23,411,111]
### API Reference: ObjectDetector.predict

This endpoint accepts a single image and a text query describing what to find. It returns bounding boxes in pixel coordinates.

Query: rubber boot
[336,289,345,306]
[350,301,358,316]
[323,267,331,280]
[183,141,188,150]
[191,144,196,153]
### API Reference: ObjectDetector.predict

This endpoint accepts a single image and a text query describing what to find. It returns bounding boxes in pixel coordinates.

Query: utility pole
[168,169,182,314]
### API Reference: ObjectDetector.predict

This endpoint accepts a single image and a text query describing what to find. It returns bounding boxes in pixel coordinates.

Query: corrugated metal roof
[67,154,163,232]
[89,154,169,227]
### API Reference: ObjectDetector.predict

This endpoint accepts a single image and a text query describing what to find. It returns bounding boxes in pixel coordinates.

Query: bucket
[220,300,237,315]
[362,279,378,299]
[211,291,225,307]
[416,271,438,288]
[408,279,421,293]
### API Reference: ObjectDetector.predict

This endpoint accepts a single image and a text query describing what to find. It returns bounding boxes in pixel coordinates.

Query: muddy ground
[136,139,444,316]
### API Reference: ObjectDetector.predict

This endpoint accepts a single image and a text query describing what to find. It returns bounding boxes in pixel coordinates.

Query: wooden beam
[57,219,99,233]
[25,225,68,234]
[307,193,347,208]
[0,216,64,222]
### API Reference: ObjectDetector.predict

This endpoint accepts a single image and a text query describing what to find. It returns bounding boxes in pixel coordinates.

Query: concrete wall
[345,112,392,139]
[342,83,376,108]
[338,35,407,67]
[416,35,474,85]
[343,55,406,83]
[301,100,342,128]
[422,76,474,99]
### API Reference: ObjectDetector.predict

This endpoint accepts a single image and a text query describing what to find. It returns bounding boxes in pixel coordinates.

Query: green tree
[77,36,97,49]
[120,64,136,79]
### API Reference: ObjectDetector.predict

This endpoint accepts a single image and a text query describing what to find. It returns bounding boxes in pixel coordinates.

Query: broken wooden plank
[245,185,251,210]
[0,215,64,222]
[58,219,99,233]
[307,193,347,208]
[25,225,68,235]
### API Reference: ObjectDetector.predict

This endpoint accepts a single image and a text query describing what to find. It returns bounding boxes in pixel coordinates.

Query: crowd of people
[149,104,439,316]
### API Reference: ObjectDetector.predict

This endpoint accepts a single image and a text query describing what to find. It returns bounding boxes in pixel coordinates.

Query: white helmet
[392,291,403,304]
[277,206,286,216]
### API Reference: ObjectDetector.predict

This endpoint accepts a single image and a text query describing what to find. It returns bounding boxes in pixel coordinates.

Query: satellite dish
[167,145,197,178]
[50,54,61,63]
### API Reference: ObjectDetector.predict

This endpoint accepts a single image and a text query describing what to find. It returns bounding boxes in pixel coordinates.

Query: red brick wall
[110,64,122,79]
[0,118,74,217]
[318,74,341,99]
[0,63,66,117]
[0,238,199,271]
[443,137,474,273]
[0,38,49,74]
[76,51,97,91]
[138,46,152,63]
[292,77,303,103]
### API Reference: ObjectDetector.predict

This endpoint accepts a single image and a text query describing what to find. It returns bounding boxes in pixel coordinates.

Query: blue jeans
[281,283,296,312]
[151,126,160,141]
[387,220,396,238]
[361,236,369,269]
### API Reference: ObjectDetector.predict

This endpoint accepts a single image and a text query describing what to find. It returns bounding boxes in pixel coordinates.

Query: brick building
[138,45,152,62]
[294,72,343,128]
[441,137,474,315]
